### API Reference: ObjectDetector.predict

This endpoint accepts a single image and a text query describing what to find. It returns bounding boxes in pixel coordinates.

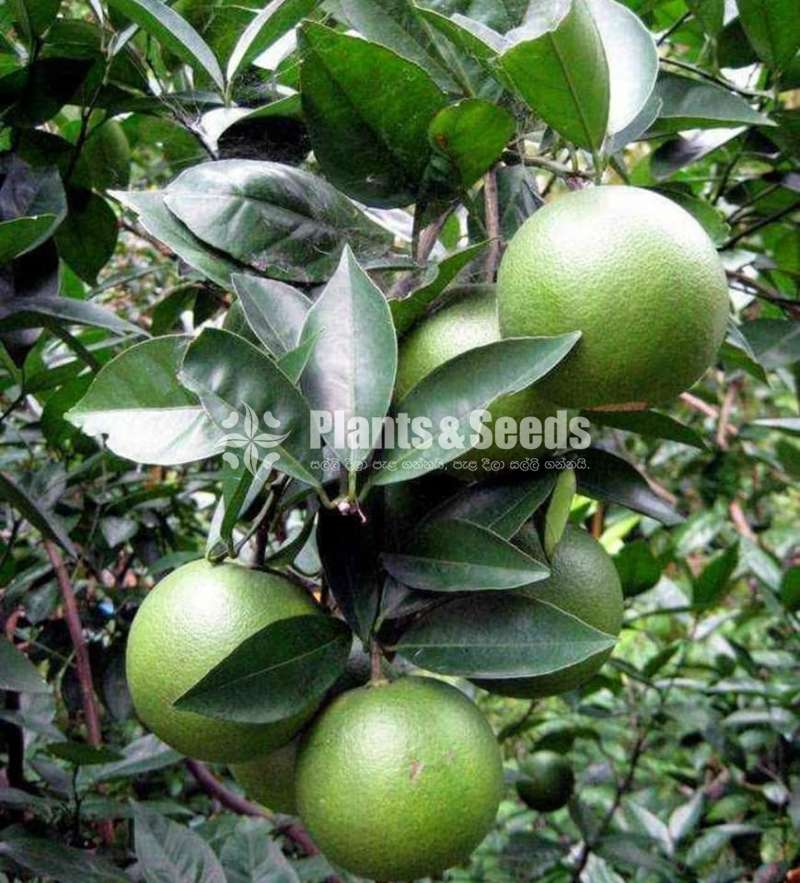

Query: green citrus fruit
[497,186,729,411]
[516,751,575,812]
[474,526,623,698]
[295,676,504,881]
[231,738,299,815]
[126,559,321,763]
[396,285,559,473]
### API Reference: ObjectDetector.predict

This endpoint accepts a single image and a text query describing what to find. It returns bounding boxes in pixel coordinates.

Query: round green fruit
[516,751,575,812]
[231,738,299,815]
[126,559,321,763]
[474,527,623,698]
[295,676,503,881]
[396,285,560,473]
[497,186,729,411]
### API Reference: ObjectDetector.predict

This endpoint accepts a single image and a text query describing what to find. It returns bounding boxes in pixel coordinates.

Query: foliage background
[0,0,799,880]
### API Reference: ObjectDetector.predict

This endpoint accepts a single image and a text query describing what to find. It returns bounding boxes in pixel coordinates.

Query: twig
[591,504,605,539]
[483,167,502,283]
[119,219,174,258]
[716,379,740,450]
[389,210,451,300]
[506,152,593,180]
[722,201,800,251]
[727,270,800,317]
[185,760,339,879]
[680,392,719,420]
[729,499,757,542]
[45,542,101,748]
[657,10,690,45]
[660,57,771,99]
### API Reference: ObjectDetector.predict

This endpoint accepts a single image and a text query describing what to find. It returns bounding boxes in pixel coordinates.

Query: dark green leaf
[693,543,739,606]
[382,518,549,591]
[686,0,724,35]
[0,58,93,127]
[106,0,224,90]
[500,0,610,151]
[299,246,397,471]
[585,409,707,449]
[544,467,576,558]
[0,833,129,882]
[396,592,616,677]
[221,818,300,883]
[566,448,684,526]
[0,216,59,263]
[164,160,391,282]
[0,635,49,692]
[373,333,581,484]
[299,21,448,207]
[0,294,144,337]
[55,191,118,284]
[0,471,76,555]
[67,336,224,465]
[179,328,323,486]
[45,742,124,765]
[175,615,352,723]
[740,319,800,368]
[614,539,661,597]
[736,0,800,70]
[84,735,181,784]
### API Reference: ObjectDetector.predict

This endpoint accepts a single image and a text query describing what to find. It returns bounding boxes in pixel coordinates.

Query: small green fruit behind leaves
[516,751,575,812]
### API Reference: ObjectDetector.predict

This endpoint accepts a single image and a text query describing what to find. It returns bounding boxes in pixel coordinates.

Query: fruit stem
[370,641,387,685]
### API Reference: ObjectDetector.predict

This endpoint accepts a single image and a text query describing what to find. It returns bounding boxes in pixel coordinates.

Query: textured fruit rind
[474,527,623,698]
[126,559,320,763]
[231,738,299,815]
[497,186,730,410]
[295,676,504,881]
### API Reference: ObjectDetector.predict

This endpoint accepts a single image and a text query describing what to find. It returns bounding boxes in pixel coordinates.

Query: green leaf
[651,187,730,246]
[693,543,739,606]
[648,72,774,134]
[740,319,800,368]
[10,0,62,39]
[55,191,118,284]
[586,0,658,136]
[0,635,48,692]
[0,294,144,337]
[566,449,684,526]
[613,539,661,598]
[45,742,124,765]
[75,120,131,191]
[179,328,323,486]
[113,190,244,288]
[174,615,352,723]
[390,242,488,334]
[0,58,94,127]
[0,471,76,555]
[133,805,227,883]
[395,592,616,677]
[164,160,391,283]
[67,336,224,466]
[416,7,505,69]
[83,734,181,784]
[372,333,581,485]
[106,0,224,90]
[428,98,515,188]
[227,0,316,83]
[299,21,448,207]
[339,0,458,91]
[736,0,800,70]
[221,818,300,883]
[0,833,129,882]
[544,467,576,559]
[500,0,610,151]
[382,518,549,591]
[585,409,707,450]
[430,473,556,539]
[0,215,58,263]
[231,274,310,357]
[299,246,397,471]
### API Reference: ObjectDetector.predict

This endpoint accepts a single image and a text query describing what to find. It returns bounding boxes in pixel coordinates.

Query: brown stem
[483,167,502,283]
[727,270,800,317]
[716,379,740,450]
[591,504,605,539]
[185,760,339,879]
[680,392,719,420]
[45,541,101,747]
[119,219,173,258]
[722,201,800,251]
[389,210,451,300]
[729,499,756,542]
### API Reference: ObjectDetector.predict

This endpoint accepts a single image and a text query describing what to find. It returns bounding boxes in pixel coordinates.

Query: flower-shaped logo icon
[219,404,291,475]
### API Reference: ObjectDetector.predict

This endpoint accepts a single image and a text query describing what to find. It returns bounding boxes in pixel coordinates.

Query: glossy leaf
[428,98,515,188]
[106,0,224,90]
[0,471,76,556]
[299,246,397,470]
[175,615,351,722]
[565,448,684,526]
[179,328,323,486]
[586,0,658,135]
[373,333,581,485]
[382,518,549,591]
[55,191,118,284]
[585,409,707,450]
[0,635,49,692]
[0,833,129,883]
[736,0,800,71]
[693,543,739,606]
[164,160,391,283]
[113,190,243,289]
[500,0,610,151]
[0,215,58,263]
[396,592,616,677]
[544,468,576,559]
[648,73,773,134]
[613,539,661,597]
[299,21,448,207]
[221,819,301,883]
[45,743,123,765]
[0,294,144,337]
[67,337,223,466]
[227,0,316,83]
[231,273,310,357]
